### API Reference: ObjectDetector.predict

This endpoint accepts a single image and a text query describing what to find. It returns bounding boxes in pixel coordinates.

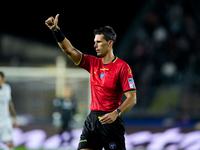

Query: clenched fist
[45,14,59,30]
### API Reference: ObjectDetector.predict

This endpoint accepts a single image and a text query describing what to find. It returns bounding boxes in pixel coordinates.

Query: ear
[108,40,114,47]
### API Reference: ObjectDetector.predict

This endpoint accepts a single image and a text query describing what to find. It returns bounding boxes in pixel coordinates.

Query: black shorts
[77,111,126,150]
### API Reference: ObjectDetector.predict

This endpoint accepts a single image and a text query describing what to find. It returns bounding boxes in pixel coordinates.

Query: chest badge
[100,72,105,79]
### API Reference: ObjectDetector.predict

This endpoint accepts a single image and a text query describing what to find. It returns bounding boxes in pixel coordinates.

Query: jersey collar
[103,56,118,66]
[112,56,118,63]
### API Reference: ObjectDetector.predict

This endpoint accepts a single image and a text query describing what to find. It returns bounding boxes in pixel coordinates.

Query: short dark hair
[0,72,5,78]
[94,26,117,43]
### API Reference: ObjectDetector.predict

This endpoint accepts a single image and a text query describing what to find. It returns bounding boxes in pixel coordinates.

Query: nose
[94,42,97,48]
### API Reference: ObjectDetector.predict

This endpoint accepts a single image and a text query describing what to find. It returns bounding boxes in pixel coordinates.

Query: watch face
[117,109,121,114]
[115,109,121,116]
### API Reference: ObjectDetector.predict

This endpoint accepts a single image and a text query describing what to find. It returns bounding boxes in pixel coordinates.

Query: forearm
[52,29,74,54]
[119,92,137,114]
[53,30,82,64]
[100,92,136,124]
[58,38,74,54]
[9,102,17,119]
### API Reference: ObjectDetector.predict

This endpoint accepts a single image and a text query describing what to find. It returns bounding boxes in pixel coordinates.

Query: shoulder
[77,53,101,70]
[84,54,99,60]
[115,57,130,68]
[83,54,101,63]
[2,83,11,89]
[1,83,11,92]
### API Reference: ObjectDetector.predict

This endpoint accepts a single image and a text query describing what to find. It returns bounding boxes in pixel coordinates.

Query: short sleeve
[8,84,12,101]
[120,63,136,93]
[4,84,12,101]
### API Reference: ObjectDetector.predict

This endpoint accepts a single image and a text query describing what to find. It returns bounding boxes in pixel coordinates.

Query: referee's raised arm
[45,14,82,65]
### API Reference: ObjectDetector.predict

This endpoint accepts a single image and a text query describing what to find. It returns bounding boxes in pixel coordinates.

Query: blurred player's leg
[0,124,14,150]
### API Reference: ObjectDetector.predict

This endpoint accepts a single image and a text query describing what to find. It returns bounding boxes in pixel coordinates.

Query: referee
[45,14,137,150]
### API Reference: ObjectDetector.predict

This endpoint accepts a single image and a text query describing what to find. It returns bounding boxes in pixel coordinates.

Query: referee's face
[94,34,110,58]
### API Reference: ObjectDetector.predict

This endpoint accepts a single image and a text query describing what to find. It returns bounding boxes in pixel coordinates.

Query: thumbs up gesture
[45,14,59,30]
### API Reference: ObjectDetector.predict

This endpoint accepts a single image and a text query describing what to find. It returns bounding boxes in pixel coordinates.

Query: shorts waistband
[90,110,112,114]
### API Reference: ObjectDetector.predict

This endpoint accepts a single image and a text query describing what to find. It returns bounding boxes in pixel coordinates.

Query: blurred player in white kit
[0,72,18,150]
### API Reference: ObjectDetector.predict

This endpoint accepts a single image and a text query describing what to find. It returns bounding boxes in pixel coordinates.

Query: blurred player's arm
[9,101,19,127]
[45,14,82,65]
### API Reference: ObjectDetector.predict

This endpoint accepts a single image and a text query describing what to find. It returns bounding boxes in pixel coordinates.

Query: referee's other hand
[45,14,59,30]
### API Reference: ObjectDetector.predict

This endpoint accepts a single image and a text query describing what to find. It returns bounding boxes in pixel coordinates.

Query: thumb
[54,14,59,24]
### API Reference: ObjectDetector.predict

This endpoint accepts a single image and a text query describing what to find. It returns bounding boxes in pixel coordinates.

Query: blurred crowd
[125,0,200,121]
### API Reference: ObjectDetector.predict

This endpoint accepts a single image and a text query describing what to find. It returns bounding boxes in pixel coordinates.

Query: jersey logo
[128,68,132,75]
[100,68,109,71]
[128,78,135,88]
[109,142,116,149]
[100,73,105,79]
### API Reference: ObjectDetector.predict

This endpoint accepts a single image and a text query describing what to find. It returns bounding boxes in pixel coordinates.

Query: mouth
[96,49,100,53]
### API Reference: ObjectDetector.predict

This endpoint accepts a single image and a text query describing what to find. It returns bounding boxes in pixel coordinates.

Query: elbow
[131,93,137,106]
[133,97,137,106]
[62,46,76,55]
[125,91,137,107]
[128,95,137,107]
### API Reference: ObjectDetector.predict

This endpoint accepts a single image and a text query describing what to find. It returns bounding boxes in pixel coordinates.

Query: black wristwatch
[115,109,121,116]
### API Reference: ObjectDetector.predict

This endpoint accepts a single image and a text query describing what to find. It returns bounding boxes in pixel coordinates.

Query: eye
[94,40,101,44]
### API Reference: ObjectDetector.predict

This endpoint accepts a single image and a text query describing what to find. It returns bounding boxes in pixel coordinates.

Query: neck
[102,49,115,64]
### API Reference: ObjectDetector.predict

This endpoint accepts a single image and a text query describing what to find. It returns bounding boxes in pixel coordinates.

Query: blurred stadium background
[1,0,200,149]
